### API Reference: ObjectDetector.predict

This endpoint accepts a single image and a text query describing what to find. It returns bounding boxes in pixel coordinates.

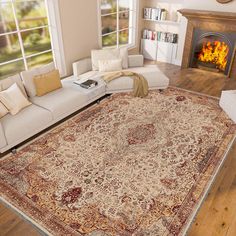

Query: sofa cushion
[1,104,53,145]
[0,122,7,149]
[63,76,106,101]
[91,48,120,71]
[21,62,55,98]
[0,74,27,98]
[106,66,169,93]
[30,82,88,119]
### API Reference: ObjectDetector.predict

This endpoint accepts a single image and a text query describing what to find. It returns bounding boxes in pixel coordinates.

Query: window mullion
[11,0,28,70]
[116,0,119,48]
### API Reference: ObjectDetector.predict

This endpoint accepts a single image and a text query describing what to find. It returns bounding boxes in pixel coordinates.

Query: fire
[198,41,229,71]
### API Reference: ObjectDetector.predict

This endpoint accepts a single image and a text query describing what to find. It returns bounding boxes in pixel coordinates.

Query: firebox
[190,29,236,75]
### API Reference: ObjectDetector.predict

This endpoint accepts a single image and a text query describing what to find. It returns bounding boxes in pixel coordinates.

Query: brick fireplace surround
[178,9,236,79]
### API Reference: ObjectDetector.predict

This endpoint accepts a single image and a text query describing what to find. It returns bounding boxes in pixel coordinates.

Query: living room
[0,0,236,235]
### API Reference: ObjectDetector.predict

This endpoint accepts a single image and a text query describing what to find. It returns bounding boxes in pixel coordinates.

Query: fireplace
[190,29,236,75]
[178,9,236,79]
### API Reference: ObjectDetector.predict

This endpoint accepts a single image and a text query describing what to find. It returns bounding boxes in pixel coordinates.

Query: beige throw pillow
[33,69,62,97]
[0,83,32,115]
[98,59,123,72]
[0,102,8,119]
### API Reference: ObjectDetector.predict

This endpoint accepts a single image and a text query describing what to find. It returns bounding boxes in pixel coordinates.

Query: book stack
[143,29,178,43]
[143,7,167,21]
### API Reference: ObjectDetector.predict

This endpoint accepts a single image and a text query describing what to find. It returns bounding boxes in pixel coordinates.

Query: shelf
[142,38,178,45]
[143,18,180,25]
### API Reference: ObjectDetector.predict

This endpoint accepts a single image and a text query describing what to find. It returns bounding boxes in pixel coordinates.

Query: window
[100,0,137,48]
[0,0,54,80]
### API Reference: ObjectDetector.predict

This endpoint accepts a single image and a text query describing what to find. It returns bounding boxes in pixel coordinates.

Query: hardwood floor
[1,62,236,236]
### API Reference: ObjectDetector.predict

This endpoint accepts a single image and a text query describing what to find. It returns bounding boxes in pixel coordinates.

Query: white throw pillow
[91,48,120,71]
[0,102,8,119]
[0,83,32,115]
[98,59,123,72]
[21,62,55,98]
[119,47,128,69]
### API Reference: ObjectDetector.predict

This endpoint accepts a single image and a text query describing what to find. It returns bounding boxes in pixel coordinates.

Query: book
[74,79,98,89]
[142,28,178,43]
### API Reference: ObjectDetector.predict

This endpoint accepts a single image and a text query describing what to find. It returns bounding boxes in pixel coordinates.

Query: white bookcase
[141,0,183,65]
[141,39,178,64]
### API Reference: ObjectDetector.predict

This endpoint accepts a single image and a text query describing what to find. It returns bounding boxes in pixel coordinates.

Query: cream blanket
[102,71,149,98]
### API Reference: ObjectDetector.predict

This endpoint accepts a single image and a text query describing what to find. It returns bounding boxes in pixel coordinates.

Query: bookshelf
[141,1,183,65]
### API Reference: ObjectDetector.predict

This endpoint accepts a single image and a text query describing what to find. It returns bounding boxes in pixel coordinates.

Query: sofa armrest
[128,55,144,68]
[73,58,92,76]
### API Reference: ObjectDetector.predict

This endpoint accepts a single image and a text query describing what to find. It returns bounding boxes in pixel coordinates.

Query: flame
[198,41,229,71]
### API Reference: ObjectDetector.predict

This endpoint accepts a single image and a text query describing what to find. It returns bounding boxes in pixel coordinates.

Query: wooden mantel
[179,9,236,22]
[178,9,236,79]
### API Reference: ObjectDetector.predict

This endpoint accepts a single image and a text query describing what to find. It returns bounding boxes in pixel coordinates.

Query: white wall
[57,0,99,76]
[184,0,236,12]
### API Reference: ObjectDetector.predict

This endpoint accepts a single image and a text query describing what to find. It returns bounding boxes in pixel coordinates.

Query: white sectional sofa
[73,55,169,93]
[0,54,169,153]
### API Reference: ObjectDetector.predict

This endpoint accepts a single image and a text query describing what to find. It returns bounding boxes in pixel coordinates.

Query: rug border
[0,196,52,236]
[181,135,236,236]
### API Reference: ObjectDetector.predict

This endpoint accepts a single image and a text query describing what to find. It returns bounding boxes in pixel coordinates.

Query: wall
[183,0,236,12]
[58,0,99,76]
[140,0,236,65]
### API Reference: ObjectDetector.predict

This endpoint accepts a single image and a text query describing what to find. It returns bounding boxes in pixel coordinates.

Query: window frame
[98,0,138,49]
[0,0,67,78]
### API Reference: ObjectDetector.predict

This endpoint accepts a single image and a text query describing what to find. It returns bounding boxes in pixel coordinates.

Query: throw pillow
[0,102,8,119]
[0,83,32,115]
[21,62,55,97]
[119,47,129,69]
[98,59,123,72]
[33,69,62,97]
[91,48,120,71]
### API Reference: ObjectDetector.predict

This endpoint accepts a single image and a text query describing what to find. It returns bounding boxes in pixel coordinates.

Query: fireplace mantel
[179,9,236,22]
[178,9,236,79]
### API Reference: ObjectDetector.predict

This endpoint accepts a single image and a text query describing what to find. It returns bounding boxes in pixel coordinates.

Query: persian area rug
[0,88,236,236]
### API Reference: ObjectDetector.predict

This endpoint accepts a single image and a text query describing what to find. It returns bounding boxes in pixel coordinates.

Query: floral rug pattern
[0,88,235,236]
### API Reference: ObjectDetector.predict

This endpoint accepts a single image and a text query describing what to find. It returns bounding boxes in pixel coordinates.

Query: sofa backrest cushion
[33,69,62,97]
[91,48,120,71]
[0,102,8,119]
[0,83,32,115]
[91,48,128,71]
[0,74,27,98]
[21,62,55,98]
[73,58,92,76]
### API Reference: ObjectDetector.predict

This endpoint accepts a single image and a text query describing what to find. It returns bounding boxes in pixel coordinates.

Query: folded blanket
[102,71,149,98]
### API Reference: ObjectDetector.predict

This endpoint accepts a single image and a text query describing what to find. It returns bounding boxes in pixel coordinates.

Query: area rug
[0,88,236,236]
